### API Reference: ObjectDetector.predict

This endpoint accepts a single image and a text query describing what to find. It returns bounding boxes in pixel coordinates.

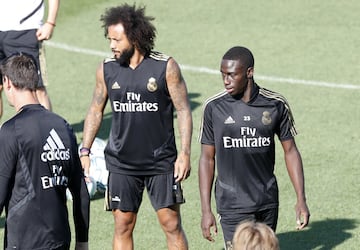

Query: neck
[14,91,40,112]
[241,80,254,103]
[129,50,144,69]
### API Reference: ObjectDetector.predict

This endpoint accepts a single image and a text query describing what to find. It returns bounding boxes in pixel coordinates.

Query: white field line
[45,41,360,90]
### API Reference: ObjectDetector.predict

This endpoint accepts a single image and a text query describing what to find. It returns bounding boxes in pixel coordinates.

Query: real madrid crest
[261,111,272,125]
[147,77,158,92]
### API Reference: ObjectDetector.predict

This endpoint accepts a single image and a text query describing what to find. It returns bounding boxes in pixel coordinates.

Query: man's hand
[295,200,310,230]
[80,156,91,182]
[201,211,218,242]
[174,151,191,182]
[36,22,55,41]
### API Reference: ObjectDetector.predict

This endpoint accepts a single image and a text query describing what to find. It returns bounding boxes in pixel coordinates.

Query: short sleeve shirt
[199,83,297,213]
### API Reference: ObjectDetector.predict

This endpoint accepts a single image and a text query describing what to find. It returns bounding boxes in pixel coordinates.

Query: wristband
[46,21,56,27]
[79,147,91,156]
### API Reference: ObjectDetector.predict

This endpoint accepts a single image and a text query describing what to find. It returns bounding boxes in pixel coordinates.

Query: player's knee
[113,211,136,235]
[159,215,182,234]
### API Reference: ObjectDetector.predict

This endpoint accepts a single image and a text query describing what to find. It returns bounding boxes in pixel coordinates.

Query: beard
[116,45,135,66]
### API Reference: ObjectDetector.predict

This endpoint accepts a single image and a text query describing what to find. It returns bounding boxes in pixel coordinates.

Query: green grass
[1,0,360,249]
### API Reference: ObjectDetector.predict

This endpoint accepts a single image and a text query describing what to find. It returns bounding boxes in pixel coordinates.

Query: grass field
[1,0,360,249]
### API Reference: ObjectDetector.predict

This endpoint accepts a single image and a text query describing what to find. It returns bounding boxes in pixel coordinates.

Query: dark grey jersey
[103,52,177,175]
[0,104,89,249]
[199,83,297,213]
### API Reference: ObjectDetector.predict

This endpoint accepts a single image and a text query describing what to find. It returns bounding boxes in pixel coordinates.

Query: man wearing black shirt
[81,4,192,250]
[199,46,310,248]
[0,53,89,250]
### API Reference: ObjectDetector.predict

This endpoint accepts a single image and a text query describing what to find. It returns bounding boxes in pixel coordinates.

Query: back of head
[233,221,279,250]
[100,3,156,55]
[222,46,255,69]
[0,53,39,91]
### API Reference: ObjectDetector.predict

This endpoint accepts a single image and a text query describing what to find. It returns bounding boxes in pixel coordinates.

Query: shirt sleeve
[67,135,90,242]
[199,102,215,145]
[276,98,298,141]
[0,124,18,214]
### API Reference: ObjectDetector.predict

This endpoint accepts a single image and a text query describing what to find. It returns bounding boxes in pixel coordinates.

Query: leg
[107,173,144,250]
[112,209,137,250]
[36,87,52,110]
[255,207,279,231]
[156,205,188,250]
[220,212,256,249]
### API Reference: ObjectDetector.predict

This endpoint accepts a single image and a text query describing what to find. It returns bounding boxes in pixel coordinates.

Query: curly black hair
[100,4,156,56]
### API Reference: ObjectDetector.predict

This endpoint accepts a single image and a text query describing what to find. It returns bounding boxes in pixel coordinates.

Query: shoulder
[203,90,228,110]
[258,86,291,108]
[149,51,170,62]
[0,121,17,150]
[103,57,116,64]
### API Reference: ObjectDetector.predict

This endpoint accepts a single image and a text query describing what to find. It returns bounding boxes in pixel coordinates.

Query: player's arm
[166,58,193,182]
[0,175,10,215]
[69,146,90,249]
[81,63,108,175]
[199,144,218,242]
[0,128,17,215]
[281,138,310,230]
[37,0,59,40]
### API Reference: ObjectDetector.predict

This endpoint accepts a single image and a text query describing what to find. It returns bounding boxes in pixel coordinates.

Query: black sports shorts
[219,207,278,243]
[0,29,44,87]
[105,172,185,212]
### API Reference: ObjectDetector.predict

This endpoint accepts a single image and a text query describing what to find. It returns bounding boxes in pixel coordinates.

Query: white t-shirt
[0,0,44,31]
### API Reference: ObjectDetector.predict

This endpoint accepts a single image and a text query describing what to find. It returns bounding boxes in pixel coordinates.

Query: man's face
[107,23,134,65]
[220,59,252,96]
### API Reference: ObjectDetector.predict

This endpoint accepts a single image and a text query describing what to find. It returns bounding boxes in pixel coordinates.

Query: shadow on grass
[71,92,202,141]
[277,218,357,250]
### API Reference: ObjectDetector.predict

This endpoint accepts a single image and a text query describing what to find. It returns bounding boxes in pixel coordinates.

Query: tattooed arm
[80,63,108,175]
[166,58,193,182]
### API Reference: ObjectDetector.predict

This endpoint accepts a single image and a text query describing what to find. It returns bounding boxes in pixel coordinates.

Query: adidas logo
[224,116,235,124]
[112,82,121,89]
[41,129,70,162]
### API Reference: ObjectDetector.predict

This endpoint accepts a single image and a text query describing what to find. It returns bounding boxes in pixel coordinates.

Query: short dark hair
[223,46,255,69]
[100,4,156,56]
[0,53,39,91]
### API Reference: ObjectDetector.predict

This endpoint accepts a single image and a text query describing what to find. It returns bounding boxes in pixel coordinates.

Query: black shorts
[219,207,278,243]
[105,172,185,212]
[0,29,44,87]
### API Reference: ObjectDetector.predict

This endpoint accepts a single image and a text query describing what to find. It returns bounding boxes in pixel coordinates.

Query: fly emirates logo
[40,129,69,189]
[223,127,271,148]
[113,92,158,112]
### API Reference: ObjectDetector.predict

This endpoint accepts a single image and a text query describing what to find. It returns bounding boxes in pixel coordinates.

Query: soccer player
[198,46,310,248]
[0,0,59,118]
[0,53,89,250]
[80,4,192,250]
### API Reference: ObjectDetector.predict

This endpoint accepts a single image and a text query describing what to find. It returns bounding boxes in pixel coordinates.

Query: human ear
[247,67,254,79]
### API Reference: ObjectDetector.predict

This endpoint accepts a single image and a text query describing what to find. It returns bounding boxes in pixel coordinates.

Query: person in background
[0,53,89,250]
[80,4,192,250]
[232,221,280,250]
[0,0,59,118]
[198,46,310,249]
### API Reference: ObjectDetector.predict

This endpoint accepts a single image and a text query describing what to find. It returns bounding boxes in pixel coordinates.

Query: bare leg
[157,205,188,250]
[36,87,52,111]
[112,209,137,250]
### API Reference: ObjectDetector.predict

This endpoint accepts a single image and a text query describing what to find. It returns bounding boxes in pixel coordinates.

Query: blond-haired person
[232,221,279,250]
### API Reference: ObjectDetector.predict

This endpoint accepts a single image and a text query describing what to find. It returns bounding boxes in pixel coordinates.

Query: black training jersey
[199,83,297,213]
[103,52,177,175]
[0,104,89,249]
